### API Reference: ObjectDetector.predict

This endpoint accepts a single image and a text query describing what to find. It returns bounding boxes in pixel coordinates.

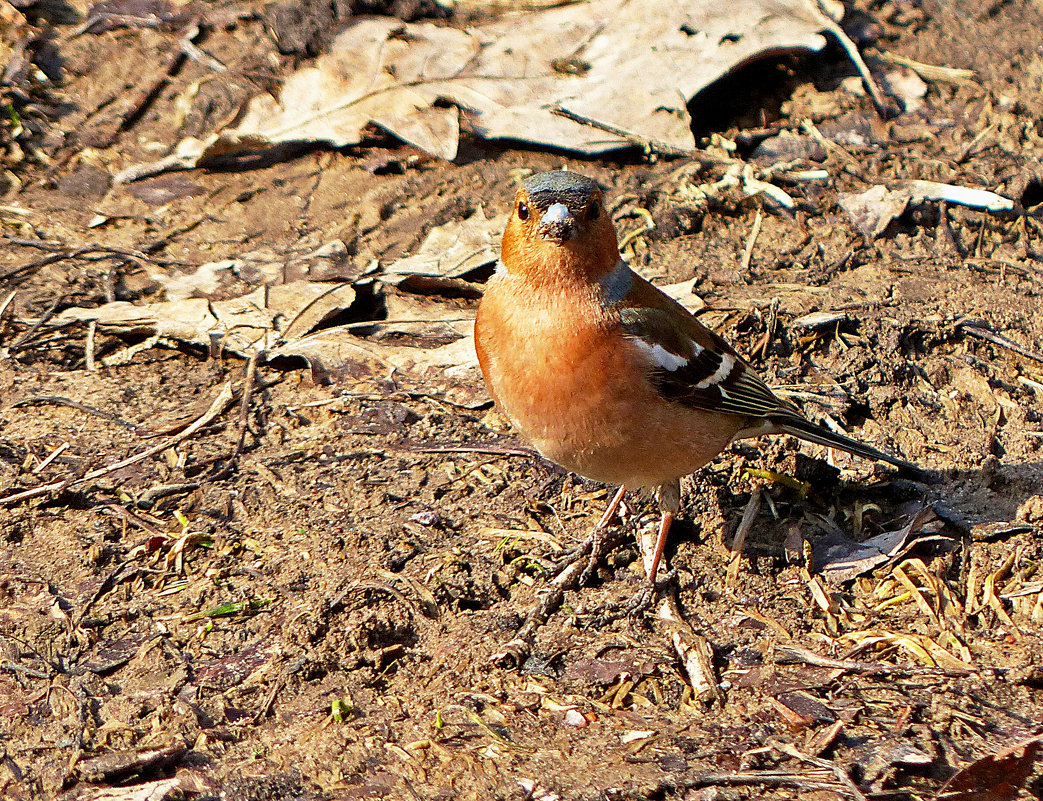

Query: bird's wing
[612,269,797,420]
[609,268,917,472]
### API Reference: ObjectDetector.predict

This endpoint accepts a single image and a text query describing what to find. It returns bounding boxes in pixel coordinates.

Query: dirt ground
[3,0,1043,799]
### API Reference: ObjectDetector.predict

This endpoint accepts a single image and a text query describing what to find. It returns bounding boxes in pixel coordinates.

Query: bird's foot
[491,525,631,669]
[588,567,679,627]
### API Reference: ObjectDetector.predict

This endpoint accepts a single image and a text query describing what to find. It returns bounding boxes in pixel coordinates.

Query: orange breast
[475,273,739,488]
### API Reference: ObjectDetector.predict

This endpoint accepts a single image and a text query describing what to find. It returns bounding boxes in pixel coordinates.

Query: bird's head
[500,170,619,286]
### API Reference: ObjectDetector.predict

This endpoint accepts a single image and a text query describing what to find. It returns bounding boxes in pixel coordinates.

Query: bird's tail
[764,410,921,475]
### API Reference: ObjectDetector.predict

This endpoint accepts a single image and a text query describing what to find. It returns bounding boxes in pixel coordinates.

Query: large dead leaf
[938,735,1043,801]
[54,277,479,395]
[380,206,502,295]
[57,281,359,358]
[117,0,840,178]
[813,505,953,583]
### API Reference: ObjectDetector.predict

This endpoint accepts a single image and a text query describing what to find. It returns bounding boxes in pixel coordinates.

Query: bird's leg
[609,479,681,620]
[493,487,631,668]
[645,479,680,583]
[552,484,627,576]
[579,484,628,584]
[586,480,684,625]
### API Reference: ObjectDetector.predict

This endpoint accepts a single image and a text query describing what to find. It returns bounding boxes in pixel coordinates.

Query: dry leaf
[117,0,838,178]
[838,184,910,240]
[380,206,503,288]
[58,281,358,358]
[938,735,1043,801]
[813,505,953,583]
[839,182,1014,240]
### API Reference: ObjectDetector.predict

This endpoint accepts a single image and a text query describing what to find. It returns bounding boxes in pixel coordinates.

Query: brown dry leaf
[117,0,840,178]
[57,281,358,359]
[938,735,1043,801]
[838,184,910,241]
[813,505,953,583]
[839,182,1014,240]
[55,276,480,395]
[380,206,503,286]
[268,307,477,386]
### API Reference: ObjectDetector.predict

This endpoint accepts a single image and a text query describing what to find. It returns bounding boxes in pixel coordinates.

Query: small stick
[813,6,891,118]
[85,320,97,372]
[400,442,539,459]
[8,292,65,351]
[773,642,977,677]
[0,290,16,331]
[740,208,764,273]
[726,489,762,587]
[958,319,1043,364]
[659,592,724,705]
[209,353,259,480]
[0,381,234,506]
[551,106,714,161]
[776,743,868,801]
[32,442,69,474]
[11,396,139,431]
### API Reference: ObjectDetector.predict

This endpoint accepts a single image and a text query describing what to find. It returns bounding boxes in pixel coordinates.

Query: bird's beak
[537,203,577,243]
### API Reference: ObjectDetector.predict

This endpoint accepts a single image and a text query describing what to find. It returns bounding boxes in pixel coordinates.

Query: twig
[873,49,977,85]
[617,208,655,253]
[740,208,764,273]
[684,770,846,793]
[550,106,701,160]
[8,291,66,351]
[209,353,260,480]
[32,441,69,474]
[936,201,964,257]
[658,592,724,705]
[957,319,1043,364]
[0,290,16,332]
[398,441,539,459]
[85,320,97,372]
[91,20,203,147]
[800,119,861,169]
[11,396,139,431]
[0,381,234,506]
[956,122,998,164]
[726,488,762,587]
[0,662,52,680]
[776,743,868,801]
[812,5,891,117]
[73,561,140,627]
[0,242,179,283]
[773,642,977,677]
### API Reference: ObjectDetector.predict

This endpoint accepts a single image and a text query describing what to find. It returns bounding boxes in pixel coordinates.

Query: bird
[474,169,917,587]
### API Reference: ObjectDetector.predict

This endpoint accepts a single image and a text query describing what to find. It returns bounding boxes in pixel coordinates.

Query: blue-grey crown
[522,171,601,212]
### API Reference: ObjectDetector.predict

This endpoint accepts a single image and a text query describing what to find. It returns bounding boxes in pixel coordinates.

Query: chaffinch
[475,170,915,585]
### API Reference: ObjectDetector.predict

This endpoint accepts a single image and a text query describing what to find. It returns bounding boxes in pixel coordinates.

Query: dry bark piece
[77,742,186,783]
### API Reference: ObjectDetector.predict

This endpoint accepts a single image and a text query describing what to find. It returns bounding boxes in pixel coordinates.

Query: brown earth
[2,0,1043,799]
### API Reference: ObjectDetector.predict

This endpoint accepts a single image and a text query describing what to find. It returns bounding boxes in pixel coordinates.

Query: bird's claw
[589,567,679,626]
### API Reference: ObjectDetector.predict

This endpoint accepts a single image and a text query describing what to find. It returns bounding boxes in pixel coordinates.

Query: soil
[3,1,1043,799]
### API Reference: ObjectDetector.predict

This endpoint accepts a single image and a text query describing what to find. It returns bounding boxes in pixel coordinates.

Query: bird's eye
[517,201,530,221]
[588,198,601,220]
